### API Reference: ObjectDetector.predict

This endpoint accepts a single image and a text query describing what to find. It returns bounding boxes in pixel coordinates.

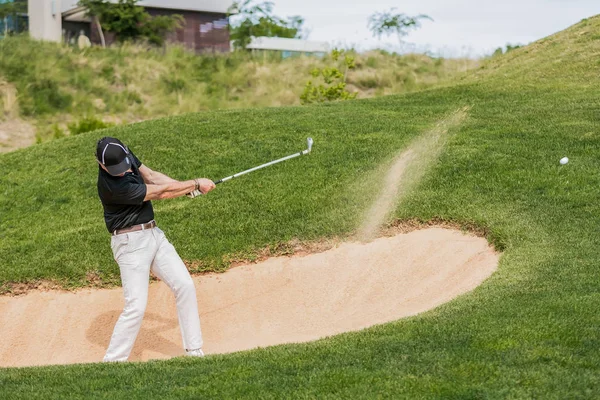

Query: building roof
[246,37,330,53]
[62,0,234,15]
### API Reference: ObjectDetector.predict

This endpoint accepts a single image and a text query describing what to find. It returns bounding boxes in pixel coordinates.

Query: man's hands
[187,178,216,199]
[186,190,202,199]
[195,178,216,194]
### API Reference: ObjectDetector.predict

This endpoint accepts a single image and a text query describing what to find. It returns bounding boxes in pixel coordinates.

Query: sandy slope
[0,228,498,368]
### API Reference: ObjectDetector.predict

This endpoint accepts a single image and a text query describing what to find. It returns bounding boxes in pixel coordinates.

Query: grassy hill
[1,15,600,398]
[0,36,476,151]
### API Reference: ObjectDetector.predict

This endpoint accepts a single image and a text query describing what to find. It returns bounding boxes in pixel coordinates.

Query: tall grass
[0,36,478,143]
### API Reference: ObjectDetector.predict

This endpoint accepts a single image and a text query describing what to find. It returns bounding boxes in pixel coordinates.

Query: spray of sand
[358,107,469,241]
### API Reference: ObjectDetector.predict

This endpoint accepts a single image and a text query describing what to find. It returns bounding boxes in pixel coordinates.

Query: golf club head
[307,137,314,153]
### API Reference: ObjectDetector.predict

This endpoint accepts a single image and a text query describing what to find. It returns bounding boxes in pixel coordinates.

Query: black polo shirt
[98,151,154,233]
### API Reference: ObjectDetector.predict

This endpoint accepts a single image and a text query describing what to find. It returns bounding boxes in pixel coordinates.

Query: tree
[0,0,27,36]
[368,8,432,43]
[0,0,26,21]
[78,0,108,47]
[142,15,184,47]
[228,0,304,50]
[100,0,148,42]
[78,0,183,47]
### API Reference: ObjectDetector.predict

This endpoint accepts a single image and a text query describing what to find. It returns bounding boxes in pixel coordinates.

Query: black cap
[96,137,132,176]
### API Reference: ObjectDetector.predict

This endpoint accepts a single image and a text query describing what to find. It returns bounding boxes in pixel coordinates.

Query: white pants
[104,227,202,362]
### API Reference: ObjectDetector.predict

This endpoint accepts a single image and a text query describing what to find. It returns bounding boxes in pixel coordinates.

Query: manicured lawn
[1,16,599,399]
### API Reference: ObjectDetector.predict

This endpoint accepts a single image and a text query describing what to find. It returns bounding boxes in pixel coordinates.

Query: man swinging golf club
[96,137,214,362]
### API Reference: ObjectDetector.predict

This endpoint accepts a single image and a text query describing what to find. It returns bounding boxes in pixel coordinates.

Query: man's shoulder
[129,150,142,168]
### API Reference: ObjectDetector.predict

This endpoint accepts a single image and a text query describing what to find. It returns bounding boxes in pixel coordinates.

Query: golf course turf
[1,16,600,399]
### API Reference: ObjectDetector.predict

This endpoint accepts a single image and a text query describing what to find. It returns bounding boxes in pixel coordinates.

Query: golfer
[96,137,214,362]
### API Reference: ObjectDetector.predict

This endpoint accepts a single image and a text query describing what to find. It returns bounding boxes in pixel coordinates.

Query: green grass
[1,15,600,399]
[0,94,455,289]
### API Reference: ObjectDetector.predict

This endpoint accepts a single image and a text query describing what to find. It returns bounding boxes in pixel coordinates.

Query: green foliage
[0,0,25,20]
[67,116,113,135]
[505,43,522,52]
[52,125,66,139]
[365,56,379,68]
[300,50,357,104]
[77,0,107,18]
[78,0,183,46]
[98,0,149,41]
[229,0,304,49]
[492,43,524,57]
[21,79,73,116]
[368,8,432,42]
[0,0,27,35]
[300,80,356,104]
[0,35,477,143]
[161,74,187,94]
[124,90,142,104]
[142,14,184,46]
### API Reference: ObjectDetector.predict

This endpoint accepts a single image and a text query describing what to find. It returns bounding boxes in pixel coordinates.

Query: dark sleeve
[105,181,147,205]
[129,150,142,168]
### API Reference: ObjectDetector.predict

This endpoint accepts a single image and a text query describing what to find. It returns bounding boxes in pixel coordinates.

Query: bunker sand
[0,228,498,368]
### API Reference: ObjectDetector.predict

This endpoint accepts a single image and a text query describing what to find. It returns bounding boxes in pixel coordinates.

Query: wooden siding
[146,8,230,53]
[86,8,230,52]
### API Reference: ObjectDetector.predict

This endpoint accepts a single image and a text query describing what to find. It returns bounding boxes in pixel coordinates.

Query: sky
[270,0,600,57]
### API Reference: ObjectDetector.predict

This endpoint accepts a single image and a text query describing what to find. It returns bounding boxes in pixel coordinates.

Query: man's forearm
[145,181,197,201]
[147,170,178,185]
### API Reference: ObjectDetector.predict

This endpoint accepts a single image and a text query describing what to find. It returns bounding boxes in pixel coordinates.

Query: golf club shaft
[215,148,310,185]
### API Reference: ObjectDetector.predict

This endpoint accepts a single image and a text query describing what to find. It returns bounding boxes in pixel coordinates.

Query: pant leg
[104,230,156,362]
[150,228,203,351]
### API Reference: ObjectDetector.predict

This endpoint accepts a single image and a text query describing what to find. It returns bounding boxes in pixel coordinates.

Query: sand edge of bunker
[0,226,499,368]
[0,220,503,297]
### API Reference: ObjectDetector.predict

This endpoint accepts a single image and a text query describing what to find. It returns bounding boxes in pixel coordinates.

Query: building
[27,0,234,52]
[244,37,330,59]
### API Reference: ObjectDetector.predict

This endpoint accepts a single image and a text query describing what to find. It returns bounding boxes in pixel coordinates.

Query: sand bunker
[0,228,498,368]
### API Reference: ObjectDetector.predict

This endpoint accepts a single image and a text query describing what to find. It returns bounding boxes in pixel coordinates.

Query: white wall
[247,37,330,53]
[28,0,63,42]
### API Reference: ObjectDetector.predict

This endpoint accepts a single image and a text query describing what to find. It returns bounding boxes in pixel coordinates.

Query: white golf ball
[560,157,569,165]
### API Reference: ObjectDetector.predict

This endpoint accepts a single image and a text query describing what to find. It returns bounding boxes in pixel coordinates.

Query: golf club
[214,137,313,185]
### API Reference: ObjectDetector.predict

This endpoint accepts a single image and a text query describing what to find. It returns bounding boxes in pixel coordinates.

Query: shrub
[365,56,378,68]
[68,116,113,135]
[124,90,142,104]
[491,43,523,57]
[356,77,378,89]
[300,50,358,104]
[161,74,187,94]
[100,65,116,82]
[52,125,66,139]
[22,79,73,116]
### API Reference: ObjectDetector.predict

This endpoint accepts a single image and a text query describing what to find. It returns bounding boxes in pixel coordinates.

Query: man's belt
[112,220,156,236]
